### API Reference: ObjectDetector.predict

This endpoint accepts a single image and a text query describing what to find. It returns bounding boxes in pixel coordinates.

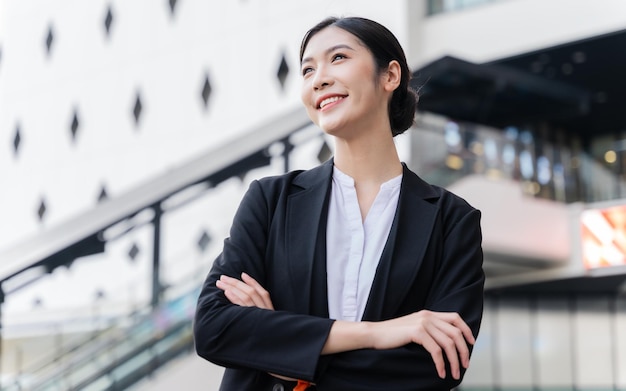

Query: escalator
[3,288,197,391]
[0,107,317,391]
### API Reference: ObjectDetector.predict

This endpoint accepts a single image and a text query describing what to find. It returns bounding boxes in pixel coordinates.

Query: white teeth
[319,96,343,109]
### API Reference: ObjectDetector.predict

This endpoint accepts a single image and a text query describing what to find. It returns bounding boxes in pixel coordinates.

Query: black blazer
[194,159,484,391]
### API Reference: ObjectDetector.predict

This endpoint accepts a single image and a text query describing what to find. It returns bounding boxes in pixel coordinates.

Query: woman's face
[300,26,391,138]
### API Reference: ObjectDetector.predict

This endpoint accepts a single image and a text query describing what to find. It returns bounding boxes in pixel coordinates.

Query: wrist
[322,320,376,354]
[360,321,377,349]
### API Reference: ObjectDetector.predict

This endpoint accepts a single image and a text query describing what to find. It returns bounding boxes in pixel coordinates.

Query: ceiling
[412,28,626,141]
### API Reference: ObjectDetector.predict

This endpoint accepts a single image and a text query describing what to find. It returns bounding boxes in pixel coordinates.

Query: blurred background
[1,0,626,389]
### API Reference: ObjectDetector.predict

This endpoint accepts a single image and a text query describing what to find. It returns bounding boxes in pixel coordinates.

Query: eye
[302,66,314,77]
[332,53,347,62]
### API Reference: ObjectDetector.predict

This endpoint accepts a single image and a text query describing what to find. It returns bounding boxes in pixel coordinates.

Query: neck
[333,129,403,184]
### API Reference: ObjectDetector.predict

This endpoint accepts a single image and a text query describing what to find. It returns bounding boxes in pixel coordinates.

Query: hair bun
[390,87,419,136]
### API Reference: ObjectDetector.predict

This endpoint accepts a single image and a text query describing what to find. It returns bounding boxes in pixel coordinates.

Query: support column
[282,137,293,173]
[0,285,4,390]
[151,203,163,309]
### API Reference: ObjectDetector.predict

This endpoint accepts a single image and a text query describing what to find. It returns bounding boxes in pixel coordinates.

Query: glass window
[427,0,503,16]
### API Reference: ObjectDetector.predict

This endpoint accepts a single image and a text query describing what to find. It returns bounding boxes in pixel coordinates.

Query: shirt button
[272,384,285,391]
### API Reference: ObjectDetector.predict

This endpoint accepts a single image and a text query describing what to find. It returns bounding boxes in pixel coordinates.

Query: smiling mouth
[318,96,345,110]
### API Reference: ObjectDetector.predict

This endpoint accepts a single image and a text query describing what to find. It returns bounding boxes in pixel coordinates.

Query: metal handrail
[0,107,312,285]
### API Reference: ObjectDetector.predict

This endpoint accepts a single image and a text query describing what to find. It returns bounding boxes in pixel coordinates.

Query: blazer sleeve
[193,179,334,382]
[317,205,484,391]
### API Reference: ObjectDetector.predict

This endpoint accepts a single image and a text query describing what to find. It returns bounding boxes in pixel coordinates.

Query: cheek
[300,85,318,122]
[300,83,317,111]
[300,86,308,105]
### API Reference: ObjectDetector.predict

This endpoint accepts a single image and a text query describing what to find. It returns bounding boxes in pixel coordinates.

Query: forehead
[301,26,365,61]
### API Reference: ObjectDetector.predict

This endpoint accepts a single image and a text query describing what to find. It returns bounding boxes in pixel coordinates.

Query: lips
[317,94,346,110]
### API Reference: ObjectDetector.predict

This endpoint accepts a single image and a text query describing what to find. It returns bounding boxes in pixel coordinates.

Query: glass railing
[411,113,626,204]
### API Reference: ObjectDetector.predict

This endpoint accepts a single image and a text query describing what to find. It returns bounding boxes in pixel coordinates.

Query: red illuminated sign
[581,205,626,269]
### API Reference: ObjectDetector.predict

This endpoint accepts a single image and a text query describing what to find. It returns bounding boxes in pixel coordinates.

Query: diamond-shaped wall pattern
[1,1,324,250]
[128,242,140,262]
[169,0,178,16]
[44,25,54,57]
[133,91,143,127]
[12,125,21,157]
[197,230,212,252]
[201,73,212,109]
[70,108,80,142]
[98,184,109,202]
[37,198,47,222]
[104,6,114,37]
[276,52,289,90]
[0,0,376,359]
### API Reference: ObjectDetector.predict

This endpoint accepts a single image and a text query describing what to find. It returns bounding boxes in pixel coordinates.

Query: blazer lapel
[285,160,333,315]
[363,164,440,321]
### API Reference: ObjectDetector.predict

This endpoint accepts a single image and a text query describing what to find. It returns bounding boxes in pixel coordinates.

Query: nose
[312,66,332,91]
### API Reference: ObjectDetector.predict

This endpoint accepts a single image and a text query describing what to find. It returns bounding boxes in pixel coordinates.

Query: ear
[382,60,402,92]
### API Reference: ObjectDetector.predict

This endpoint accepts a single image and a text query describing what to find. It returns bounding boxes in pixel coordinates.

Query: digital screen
[580,205,626,269]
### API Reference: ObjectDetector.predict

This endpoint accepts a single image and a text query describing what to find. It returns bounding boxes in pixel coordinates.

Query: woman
[194,16,484,391]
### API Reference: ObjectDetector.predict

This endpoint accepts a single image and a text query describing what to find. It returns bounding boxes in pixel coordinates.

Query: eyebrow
[301,44,355,65]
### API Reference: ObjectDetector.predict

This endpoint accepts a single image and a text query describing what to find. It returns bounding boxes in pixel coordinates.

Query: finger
[419,333,446,379]
[218,274,240,289]
[220,275,269,309]
[216,280,233,301]
[434,319,471,369]
[450,316,475,345]
[223,287,247,306]
[217,279,248,306]
[438,312,475,345]
[442,314,475,369]
[231,286,258,306]
[218,276,257,306]
[427,322,461,380]
[241,273,274,310]
[241,272,259,286]
[221,275,258,301]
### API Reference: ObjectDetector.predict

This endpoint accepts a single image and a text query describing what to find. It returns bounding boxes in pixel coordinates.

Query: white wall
[0,0,411,384]
[410,0,626,67]
[0,0,409,252]
[0,1,410,310]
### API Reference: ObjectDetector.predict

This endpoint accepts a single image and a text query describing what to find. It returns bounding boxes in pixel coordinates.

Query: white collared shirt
[326,166,402,321]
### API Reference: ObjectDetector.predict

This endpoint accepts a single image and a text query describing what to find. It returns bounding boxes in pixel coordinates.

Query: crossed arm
[216,272,475,381]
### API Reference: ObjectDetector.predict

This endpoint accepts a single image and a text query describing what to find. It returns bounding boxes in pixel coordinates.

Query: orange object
[294,380,312,391]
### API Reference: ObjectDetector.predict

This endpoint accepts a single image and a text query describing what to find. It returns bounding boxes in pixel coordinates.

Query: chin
[319,124,341,137]
[318,118,348,136]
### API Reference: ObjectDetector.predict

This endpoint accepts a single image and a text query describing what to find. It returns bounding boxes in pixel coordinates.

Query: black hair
[300,16,418,136]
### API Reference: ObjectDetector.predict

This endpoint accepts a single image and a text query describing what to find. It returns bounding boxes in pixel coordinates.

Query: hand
[371,310,475,380]
[215,273,274,310]
[216,274,293,381]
